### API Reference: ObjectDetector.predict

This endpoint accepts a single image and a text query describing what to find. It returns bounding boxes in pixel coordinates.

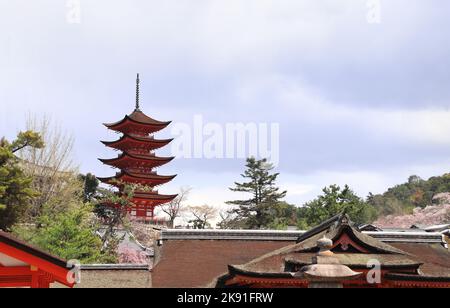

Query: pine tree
[0,131,44,230]
[226,157,287,229]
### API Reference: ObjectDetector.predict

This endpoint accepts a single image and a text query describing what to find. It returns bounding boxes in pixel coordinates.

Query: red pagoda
[98,74,177,219]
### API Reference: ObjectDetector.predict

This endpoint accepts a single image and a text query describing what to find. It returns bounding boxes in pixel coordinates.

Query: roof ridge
[296,213,345,243]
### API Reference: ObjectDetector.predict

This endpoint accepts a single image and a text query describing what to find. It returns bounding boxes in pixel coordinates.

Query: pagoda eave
[101,135,173,151]
[101,193,177,206]
[97,173,177,187]
[98,154,175,169]
[104,114,171,135]
[104,124,168,135]
[101,194,177,209]
[132,194,178,205]
[104,111,171,127]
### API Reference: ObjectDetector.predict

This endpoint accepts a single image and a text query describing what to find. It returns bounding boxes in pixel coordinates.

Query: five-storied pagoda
[98,74,177,219]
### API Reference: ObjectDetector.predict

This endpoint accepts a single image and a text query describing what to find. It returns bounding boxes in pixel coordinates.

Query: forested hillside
[368,174,450,216]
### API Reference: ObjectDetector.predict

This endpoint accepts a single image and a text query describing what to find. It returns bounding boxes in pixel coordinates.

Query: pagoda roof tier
[130,192,178,207]
[133,192,178,200]
[102,193,177,207]
[99,152,175,169]
[97,171,177,187]
[101,134,173,152]
[104,110,171,134]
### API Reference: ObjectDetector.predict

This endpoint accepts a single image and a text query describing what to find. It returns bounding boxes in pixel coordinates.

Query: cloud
[226,73,450,175]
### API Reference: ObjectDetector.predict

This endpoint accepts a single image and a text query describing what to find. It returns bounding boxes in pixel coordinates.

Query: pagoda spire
[135,73,141,111]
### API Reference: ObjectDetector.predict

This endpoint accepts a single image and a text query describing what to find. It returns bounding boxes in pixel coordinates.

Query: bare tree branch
[159,187,191,228]
[17,115,78,220]
[187,204,218,229]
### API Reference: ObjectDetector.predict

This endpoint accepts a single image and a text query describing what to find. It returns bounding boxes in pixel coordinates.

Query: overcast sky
[1,1,450,213]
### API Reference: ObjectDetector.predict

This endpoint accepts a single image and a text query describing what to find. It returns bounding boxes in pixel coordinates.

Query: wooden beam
[0,281,32,288]
[31,266,39,288]
[0,266,32,275]
[0,266,58,288]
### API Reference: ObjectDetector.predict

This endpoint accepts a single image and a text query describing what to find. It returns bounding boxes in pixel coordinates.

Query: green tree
[226,157,287,229]
[0,131,44,230]
[10,131,45,153]
[297,185,377,229]
[408,175,424,185]
[266,201,298,230]
[14,203,115,263]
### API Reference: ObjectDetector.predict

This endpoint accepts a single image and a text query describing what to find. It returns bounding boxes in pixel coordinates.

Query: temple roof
[212,214,450,287]
[0,231,68,268]
[105,110,171,127]
[101,134,173,151]
[104,110,171,134]
[152,226,449,288]
[97,171,176,186]
[0,231,75,287]
[128,192,178,208]
[284,253,422,269]
[152,238,292,288]
[102,192,178,209]
[132,192,178,201]
[159,229,306,241]
[292,214,406,254]
[99,152,175,169]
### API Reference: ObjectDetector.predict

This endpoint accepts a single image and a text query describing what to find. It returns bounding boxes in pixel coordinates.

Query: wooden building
[98,74,177,219]
[0,231,74,288]
[152,215,450,288]
[215,214,450,288]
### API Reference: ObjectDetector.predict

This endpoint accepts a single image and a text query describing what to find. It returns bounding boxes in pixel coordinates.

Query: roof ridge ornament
[297,237,362,288]
[135,73,141,111]
[317,236,334,256]
[340,214,350,226]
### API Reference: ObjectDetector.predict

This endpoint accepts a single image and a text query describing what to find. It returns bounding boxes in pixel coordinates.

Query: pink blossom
[375,202,450,229]
[118,246,149,264]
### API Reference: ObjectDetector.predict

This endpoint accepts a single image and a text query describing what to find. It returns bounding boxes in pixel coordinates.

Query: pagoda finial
[135,73,141,111]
